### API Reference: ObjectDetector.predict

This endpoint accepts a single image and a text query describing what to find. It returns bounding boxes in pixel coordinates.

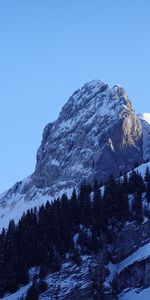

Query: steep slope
[138,113,150,160]
[0,80,144,229]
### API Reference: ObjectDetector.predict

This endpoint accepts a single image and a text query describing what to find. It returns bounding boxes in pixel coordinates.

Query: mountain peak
[0,79,144,229]
[70,79,109,104]
[32,79,142,190]
[60,80,131,127]
[83,79,108,89]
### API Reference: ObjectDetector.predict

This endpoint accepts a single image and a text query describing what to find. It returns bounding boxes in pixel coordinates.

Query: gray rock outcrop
[31,80,143,193]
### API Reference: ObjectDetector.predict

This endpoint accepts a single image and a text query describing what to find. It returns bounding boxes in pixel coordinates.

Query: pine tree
[70,189,80,227]
[146,181,150,210]
[93,186,104,232]
[119,179,130,220]
[79,182,91,227]
[129,171,145,193]
[145,166,150,182]
[25,284,39,300]
[133,190,143,223]
[103,175,118,222]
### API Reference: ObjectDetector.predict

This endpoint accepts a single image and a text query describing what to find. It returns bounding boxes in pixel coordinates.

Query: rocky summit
[31,80,142,190]
[0,80,149,228]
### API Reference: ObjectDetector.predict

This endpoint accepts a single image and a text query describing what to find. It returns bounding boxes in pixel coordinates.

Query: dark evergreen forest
[0,166,150,299]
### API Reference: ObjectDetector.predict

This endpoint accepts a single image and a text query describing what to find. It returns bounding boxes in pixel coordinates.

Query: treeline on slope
[0,167,150,298]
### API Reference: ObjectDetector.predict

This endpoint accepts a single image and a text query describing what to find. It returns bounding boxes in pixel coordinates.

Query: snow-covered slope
[119,287,150,300]
[139,113,150,125]
[131,160,150,177]
[0,178,73,230]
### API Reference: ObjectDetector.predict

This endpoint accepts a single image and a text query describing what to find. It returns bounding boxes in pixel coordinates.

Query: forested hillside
[1,164,150,299]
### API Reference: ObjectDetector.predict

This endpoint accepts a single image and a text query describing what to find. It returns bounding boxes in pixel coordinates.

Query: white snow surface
[0,283,31,300]
[117,241,150,273]
[131,160,150,177]
[119,287,150,299]
[139,113,150,125]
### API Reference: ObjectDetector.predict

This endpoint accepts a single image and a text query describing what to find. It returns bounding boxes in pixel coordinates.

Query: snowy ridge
[139,113,150,125]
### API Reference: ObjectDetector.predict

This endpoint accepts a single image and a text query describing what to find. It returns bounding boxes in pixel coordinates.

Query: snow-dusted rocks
[31,80,142,190]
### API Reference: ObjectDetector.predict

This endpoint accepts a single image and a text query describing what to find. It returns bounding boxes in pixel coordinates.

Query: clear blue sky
[0,0,150,192]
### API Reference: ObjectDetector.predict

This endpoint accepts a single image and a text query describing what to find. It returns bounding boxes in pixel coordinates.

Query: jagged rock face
[138,113,150,161]
[31,80,143,192]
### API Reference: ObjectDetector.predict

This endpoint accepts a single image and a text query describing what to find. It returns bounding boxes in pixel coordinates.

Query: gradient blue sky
[0,0,150,192]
